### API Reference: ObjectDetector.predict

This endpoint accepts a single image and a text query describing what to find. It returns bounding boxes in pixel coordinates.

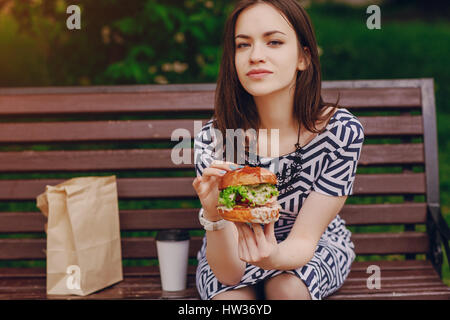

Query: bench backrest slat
[0,203,427,234]
[0,233,429,261]
[0,173,426,201]
[0,86,421,116]
[0,115,422,144]
[0,120,205,143]
[0,143,425,172]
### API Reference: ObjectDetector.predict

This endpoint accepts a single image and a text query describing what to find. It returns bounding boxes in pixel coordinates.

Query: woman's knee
[264,273,311,300]
[212,285,257,300]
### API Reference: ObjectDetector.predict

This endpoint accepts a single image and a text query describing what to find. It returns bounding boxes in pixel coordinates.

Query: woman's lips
[247,72,272,79]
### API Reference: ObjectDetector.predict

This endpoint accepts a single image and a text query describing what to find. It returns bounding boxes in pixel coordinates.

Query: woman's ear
[298,46,311,71]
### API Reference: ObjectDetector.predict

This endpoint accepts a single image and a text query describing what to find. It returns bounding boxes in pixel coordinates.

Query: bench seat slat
[0,87,421,116]
[0,203,428,233]
[0,261,436,278]
[0,232,430,260]
[0,261,448,300]
[327,291,450,300]
[0,173,426,200]
[0,116,423,143]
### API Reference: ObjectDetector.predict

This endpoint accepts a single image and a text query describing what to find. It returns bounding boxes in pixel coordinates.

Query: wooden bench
[0,78,449,300]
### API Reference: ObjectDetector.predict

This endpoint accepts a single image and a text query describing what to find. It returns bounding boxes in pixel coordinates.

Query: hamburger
[217,166,281,224]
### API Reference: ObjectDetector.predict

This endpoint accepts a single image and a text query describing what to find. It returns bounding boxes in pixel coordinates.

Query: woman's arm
[192,161,247,286]
[272,191,348,270]
[204,215,246,285]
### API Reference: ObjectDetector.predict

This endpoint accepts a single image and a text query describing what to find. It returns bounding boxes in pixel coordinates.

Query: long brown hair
[213,0,337,164]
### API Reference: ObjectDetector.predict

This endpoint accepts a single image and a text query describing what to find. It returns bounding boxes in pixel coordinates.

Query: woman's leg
[264,273,312,300]
[212,285,258,300]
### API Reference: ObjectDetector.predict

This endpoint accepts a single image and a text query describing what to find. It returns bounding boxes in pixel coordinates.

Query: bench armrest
[427,204,450,275]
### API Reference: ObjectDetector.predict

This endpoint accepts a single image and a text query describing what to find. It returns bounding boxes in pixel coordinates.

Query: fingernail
[219,170,227,175]
[230,164,244,170]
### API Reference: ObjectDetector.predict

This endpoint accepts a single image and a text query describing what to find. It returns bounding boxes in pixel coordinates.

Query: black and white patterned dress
[194,108,364,300]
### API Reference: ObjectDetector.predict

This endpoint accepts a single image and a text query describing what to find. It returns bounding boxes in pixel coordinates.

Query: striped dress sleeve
[193,119,217,178]
[313,118,364,197]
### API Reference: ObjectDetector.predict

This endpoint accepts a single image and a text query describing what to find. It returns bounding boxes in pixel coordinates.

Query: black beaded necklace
[275,123,303,194]
[250,124,303,195]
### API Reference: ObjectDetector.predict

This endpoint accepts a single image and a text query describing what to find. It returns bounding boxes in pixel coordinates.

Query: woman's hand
[192,160,242,220]
[234,221,279,270]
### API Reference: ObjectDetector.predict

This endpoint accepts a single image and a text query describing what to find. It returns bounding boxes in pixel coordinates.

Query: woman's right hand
[192,160,243,221]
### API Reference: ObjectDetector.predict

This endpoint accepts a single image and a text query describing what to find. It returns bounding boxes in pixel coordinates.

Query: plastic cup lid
[156,229,190,241]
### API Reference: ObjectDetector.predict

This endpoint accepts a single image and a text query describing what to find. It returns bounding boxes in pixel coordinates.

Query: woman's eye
[236,41,283,49]
[269,40,283,46]
[236,43,249,49]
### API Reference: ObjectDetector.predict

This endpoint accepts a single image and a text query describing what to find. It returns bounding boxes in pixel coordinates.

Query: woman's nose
[249,43,266,63]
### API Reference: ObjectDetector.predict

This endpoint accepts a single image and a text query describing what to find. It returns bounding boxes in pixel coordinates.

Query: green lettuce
[218,183,279,209]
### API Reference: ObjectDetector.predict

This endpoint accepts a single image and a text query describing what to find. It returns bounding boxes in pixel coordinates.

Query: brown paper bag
[36,175,123,296]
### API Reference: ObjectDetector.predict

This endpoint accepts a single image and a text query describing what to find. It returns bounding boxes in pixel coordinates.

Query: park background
[0,0,449,285]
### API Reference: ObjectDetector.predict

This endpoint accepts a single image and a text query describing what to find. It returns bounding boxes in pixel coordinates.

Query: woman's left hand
[234,221,279,270]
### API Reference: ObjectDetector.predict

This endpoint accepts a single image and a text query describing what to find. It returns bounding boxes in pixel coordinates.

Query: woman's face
[234,3,306,97]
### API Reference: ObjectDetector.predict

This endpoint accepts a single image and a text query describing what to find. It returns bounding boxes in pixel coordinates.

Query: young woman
[192,0,364,300]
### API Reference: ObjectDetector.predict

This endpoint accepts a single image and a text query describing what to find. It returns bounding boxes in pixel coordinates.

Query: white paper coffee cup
[156,229,190,292]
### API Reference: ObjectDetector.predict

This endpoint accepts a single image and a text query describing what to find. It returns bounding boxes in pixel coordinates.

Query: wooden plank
[0,266,199,279]
[2,277,447,298]
[0,173,426,201]
[0,202,427,233]
[359,144,424,166]
[0,91,215,115]
[345,281,444,292]
[0,261,435,278]
[1,261,446,300]
[348,260,434,272]
[0,263,448,300]
[0,232,429,260]
[0,83,216,95]
[352,232,428,255]
[0,116,422,143]
[0,86,421,116]
[328,290,450,300]
[0,119,207,143]
[0,177,197,200]
[0,237,201,260]
[0,275,195,290]
[0,275,200,300]
[0,209,203,233]
[338,281,447,292]
[339,203,427,225]
[0,143,424,173]
[352,173,425,195]
[358,115,423,136]
[345,269,440,281]
[322,87,421,109]
[0,149,193,172]
[322,78,424,89]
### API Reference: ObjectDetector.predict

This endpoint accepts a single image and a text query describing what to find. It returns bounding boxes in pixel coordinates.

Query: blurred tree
[0,0,237,86]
